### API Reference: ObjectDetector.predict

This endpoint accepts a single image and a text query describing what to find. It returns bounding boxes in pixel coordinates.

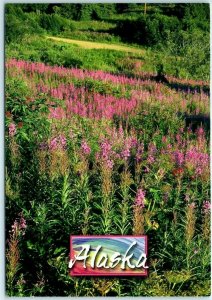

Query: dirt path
[46,36,144,55]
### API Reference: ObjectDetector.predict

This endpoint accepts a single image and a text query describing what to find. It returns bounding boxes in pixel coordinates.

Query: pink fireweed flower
[121,148,131,161]
[81,140,91,155]
[106,159,114,169]
[147,155,155,164]
[49,107,66,119]
[120,137,136,161]
[100,140,112,160]
[11,220,19,234]
[147,143,157,164]
[185,148,209,176]
[11,215,27,236]
[8,123,16,137]
[134,188,146,208]
[130,137,138,148]
[203,201,211,214]
[173,150,184,167]
[20,216,27,229]
[49,137,58,151]
[136,143,144,163]
[58,134,67,148]
[39,142,48,150]
[196,127,204,137]
[49,135,67,151]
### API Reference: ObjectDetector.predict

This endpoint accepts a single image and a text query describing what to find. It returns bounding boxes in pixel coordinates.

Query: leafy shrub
[5,6,44,43]
[39,13,75,34]
[115,13,181,46]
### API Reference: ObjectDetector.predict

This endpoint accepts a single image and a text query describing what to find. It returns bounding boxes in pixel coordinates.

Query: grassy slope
[47,36,145,55]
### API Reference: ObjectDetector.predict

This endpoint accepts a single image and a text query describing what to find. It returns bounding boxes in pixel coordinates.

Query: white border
[1,1,211,299]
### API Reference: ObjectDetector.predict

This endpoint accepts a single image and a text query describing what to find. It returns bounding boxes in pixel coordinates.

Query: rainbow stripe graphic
[70,235,148,276]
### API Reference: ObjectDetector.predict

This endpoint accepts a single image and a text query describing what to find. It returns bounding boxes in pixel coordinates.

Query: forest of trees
[6,3,209,45]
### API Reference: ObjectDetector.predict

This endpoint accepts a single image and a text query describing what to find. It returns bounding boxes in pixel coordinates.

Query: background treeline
[5,3,210,80]
[6,3,209,45]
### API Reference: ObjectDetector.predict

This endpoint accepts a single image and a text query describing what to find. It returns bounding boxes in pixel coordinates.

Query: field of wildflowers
[5,57,210,296]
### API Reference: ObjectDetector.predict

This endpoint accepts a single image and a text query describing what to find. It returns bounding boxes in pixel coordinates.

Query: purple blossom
[39,142,48,151]
[81,140,91,155]
[136,143,144,163]
[121,148,131,161]
[100,140,112,160]
[147,155,155,164]
[173,150,184,167]
[20,216,27,229]
[11,220,19,234]
[58,135,67,147]
[203,201,211,214]
[147,143,157,164]
[135,188,146,208]
[9,123,16,137]
[49,135,67,151]
[49,137,58,151]
[130,137,138,148]
[11,215,27,235]
[185,148,209,176]
[121,138,133,161]
[196,127,204,137]
[106,159,114,169]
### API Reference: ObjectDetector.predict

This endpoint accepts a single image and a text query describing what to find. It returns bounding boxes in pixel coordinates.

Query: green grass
[46,36,145,54]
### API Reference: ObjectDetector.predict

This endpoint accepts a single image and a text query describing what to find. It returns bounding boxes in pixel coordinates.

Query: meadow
[5,3,210,297]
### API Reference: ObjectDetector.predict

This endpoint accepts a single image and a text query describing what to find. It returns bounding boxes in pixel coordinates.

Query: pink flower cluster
[81,140,91,155]
[47,83,138,120]
[11,215,27,236]
[8,123,16,137]
[96,139,114,169]
[7,59,209,120]
[173,150,184,167]
[203,200,210,214]
[49,135,67,151]
[147,143,157,164]
[135,143,144,163]
[185,147,209,176]
[134,188,146,208]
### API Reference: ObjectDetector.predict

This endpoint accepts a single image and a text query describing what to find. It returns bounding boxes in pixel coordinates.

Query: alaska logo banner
[69,235,148,276]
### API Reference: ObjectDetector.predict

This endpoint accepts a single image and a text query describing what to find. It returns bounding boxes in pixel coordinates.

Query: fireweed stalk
[8,123,20,167]
[37,142,48,175]
[185,202,196,245]
[185,202,196,271]
[99,162,114,234]
[96,140,115,234]
[79,140,92,235]
[202,200,210,242]
[133,188,146,235]
[48,134,69,178]
[135,142,144,185]
[118,169,134,235]
[6,215,27,296]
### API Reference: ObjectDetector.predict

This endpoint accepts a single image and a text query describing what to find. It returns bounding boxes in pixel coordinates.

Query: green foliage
[5,5,44,43]
[39,13,75,34]
[116,13,181,46]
